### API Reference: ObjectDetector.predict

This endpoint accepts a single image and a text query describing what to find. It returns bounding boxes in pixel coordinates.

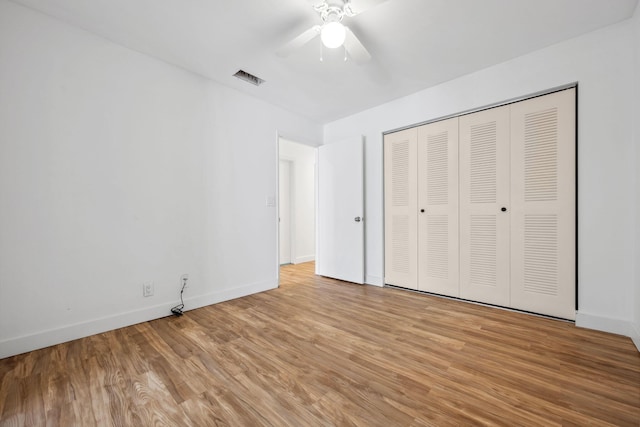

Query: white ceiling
[11,0,639,123]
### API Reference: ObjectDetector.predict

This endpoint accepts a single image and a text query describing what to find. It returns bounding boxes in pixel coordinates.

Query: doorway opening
[278,138,317,283]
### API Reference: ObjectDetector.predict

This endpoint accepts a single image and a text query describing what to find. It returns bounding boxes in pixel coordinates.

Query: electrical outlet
[143,281,154,297]
[181,274,189,289]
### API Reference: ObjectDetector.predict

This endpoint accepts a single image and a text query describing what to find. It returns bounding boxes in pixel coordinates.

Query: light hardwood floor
[1,262,639,426]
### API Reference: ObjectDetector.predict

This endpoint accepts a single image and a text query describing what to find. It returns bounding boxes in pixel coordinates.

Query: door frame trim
[381,84,578,315]
[382,82,578,136]
[279,157,295,265]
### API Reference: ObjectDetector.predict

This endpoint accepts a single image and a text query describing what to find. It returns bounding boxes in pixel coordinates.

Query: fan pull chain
[320,39,324,62]
[344,45,347,62]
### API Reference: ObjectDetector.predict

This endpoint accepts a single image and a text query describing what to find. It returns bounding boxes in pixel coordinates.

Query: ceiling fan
[277,0,388,63]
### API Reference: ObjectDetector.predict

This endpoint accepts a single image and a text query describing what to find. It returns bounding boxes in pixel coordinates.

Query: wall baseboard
[575,311,639,352]
[293,255,315,264]
[366,275,384,287]
[0,279,276,359]
[4,286,634,359]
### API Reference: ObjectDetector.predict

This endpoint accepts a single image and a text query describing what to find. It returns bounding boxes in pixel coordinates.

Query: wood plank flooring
[1,261,639,426]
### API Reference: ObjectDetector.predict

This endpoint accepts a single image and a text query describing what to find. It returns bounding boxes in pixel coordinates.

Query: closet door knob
[501,207,507,212]
[420,209,425,213]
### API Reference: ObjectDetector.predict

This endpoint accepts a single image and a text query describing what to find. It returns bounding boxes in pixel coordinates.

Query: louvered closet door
[417,118,459,296]
[384,128,418,289]
[459,105,511,306]
[510,88,576,320]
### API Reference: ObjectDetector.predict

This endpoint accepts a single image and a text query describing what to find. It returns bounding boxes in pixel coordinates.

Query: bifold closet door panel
[384,128,418,289]
[417,118,459,296]
[459,105,511,306]
[510,88,576,320]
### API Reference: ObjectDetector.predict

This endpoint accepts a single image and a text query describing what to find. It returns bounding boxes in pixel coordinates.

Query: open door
[316,136,364,284]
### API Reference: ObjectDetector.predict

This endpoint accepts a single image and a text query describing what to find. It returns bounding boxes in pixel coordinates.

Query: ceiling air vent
[233,70,265,86]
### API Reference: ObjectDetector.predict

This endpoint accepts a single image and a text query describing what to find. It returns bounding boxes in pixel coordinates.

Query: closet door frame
[382,83,578,319]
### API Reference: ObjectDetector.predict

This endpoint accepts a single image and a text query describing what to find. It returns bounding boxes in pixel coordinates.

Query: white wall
[324,16,639,338]
[279,139,316,264]
[0,0,322,358]
[633,5,640,351]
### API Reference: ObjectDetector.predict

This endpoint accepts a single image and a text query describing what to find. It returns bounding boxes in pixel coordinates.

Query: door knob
[501,207,507,212]
[354,216,362,222]
[420,209,425,213]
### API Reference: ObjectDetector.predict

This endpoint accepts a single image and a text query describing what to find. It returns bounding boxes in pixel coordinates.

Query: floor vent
[233,70,265,86]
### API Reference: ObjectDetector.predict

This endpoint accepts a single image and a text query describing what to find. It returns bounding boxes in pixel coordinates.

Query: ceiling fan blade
[306,0,328,12]
[345,0,389,16]
[344,27,371,64]
[277,25,321,57]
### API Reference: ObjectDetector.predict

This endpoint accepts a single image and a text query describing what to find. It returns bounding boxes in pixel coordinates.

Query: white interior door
[384,128,418,289]
[510,88,576,320]
[417,118,460,296]
[316,137,364,284]
[459,105,511,307]
[279,159,291,265]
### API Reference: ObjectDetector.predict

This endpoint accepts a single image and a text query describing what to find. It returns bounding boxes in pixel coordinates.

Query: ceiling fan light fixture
[321,21,346,48]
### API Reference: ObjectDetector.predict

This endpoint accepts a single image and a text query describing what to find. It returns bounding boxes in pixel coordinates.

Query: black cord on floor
[171,278,187,316]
